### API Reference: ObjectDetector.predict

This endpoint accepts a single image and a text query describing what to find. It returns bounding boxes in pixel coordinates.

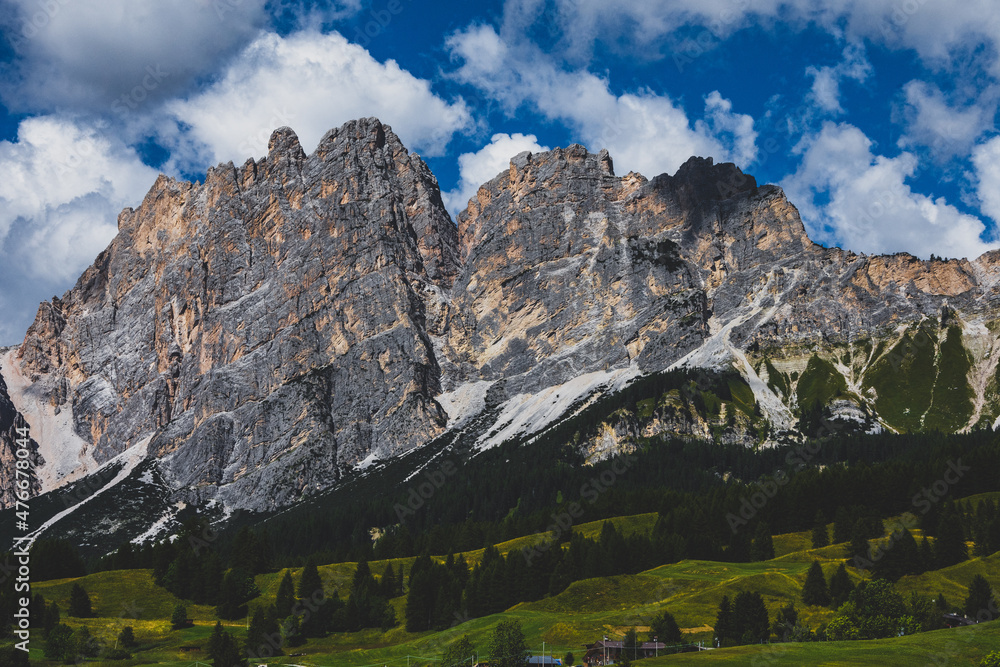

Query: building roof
[584,640,667,650]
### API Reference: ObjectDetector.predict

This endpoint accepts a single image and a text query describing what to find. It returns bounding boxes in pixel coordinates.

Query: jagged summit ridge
[11,118,457,510]
[4,117,1000,528]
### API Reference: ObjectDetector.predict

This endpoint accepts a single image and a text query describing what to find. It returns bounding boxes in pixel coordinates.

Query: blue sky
[0,0,999,343]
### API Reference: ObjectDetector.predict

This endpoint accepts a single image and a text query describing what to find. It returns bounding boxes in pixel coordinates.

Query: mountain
[0,370,41,506]
[3,117,1000,545]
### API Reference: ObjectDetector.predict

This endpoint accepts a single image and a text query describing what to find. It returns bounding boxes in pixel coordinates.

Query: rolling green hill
[16,502,1000,666]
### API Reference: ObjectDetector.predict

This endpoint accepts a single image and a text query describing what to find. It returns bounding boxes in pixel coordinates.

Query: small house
[582,639,667,665]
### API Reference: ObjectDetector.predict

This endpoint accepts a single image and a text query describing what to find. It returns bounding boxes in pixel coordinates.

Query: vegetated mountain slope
[4,116,1000,530]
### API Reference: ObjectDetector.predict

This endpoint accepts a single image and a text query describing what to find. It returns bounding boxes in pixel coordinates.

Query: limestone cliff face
[0,367,41,506]
[6,118,1000,516]
[444,146,708,399]
[14,118,452,510]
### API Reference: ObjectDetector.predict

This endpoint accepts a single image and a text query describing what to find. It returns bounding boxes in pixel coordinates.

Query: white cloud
[447,25,757,178]
[898,81,989,160]
[443,132,550,215]
[699,91,758,167]
[536,0,1000,75]
[0,116,159,343]
[1,0,269,112]
[805,43,872,115]
[782,122,994,260]
[164,30,473,169]
[0,116,158,280]
[972,136,1000,226]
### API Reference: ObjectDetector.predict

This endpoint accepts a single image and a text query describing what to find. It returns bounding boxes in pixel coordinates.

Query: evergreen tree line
[248,428,1000,567]
[79,430,1000,587]
[404,520,773,632]
[196,391,1000,567]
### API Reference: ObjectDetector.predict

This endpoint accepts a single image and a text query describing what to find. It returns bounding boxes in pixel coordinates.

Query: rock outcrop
[6,118,1000,518]
[13,119,454,510]
[0,365,41,506]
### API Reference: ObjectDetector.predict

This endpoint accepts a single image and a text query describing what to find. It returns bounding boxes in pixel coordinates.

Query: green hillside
[15,501,1000,666]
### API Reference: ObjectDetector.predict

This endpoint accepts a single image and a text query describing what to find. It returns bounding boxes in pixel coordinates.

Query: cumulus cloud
[443,132,551,215]
[446,25,757,178]
[806,43,872,115]
[164,30,473,169]
[972,136,1000,226]
[699,91,758,167]
[533,0,1000,74]
[0,0,269,112]
[782,122,994,260]
[0,115,159,343]
[898,81,990,160]
[0,116,158,275]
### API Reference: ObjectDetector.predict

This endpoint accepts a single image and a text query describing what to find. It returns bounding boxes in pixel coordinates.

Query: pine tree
[171,603,188,629]
[283,613,306,647]
[405,556,435,632]
[833,506,853,543]
[964,574,997,621]
[714,595,733,647]
[275,570,295,617]
[71,626,99,658]
[812,511,830,548]
[935,515,969,568]
[352,558,373,595]
[649,609,681,644]
[802,560,831,606]
[68,583,92,618]
[750,522,775,562]
[297,558,323,600]
[443,634,476,667]
[43,601,60,634]
[623,627,639,662]
[771,602,798,641]
[487,619,530,667]
[919,537,934,573]
[217,567,260,620]
[828,563,854,609]
[213,626,246,667]
[208,621,225,661]
[381,564,398,599]
[848,520,871,568]
[246,604,282,661]
[118,626,137,649]
[44,624,74,661]
[732,590,769,644]
[872,528,920,582]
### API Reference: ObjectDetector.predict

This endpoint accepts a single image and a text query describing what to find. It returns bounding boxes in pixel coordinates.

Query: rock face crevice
[7,118,1000,512]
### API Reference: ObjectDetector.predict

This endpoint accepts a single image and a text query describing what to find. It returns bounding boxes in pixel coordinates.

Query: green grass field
[15,508,1000,665]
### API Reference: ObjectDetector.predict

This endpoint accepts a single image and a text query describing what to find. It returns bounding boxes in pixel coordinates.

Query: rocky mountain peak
[7,117,1000,532]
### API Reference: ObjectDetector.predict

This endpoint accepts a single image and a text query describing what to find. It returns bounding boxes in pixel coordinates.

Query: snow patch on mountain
[22,434,151,547]
[476,367,638,451]
[436,380,494,429]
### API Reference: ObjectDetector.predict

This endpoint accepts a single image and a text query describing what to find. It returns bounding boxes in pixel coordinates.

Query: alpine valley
[3,117,1000,552]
